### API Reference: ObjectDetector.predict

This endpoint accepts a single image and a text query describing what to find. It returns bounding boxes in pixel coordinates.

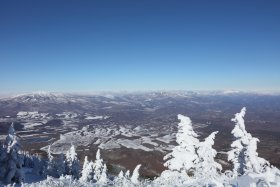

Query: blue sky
[0,0,280,92]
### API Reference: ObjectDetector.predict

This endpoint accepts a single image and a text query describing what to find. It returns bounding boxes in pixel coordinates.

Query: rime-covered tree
[155,114,200,186]
[98,164,108,184]
[82,156,89,174]
[46,146,66,178]
[163,114,199,173]
[114,165,142,186]
[80,156,94,182]
[114,170,125,186]
[125,170,130,179]
[194,131,223,186]
[131,164,141,184]
[46,146,57,177]
[92,149,108,184]
[228,107,269,176]
[80,156,89,182]
[65,144,80,179]
[0,123,24,184]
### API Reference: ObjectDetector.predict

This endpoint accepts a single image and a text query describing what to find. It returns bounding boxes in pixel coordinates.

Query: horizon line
[1,89,280,98]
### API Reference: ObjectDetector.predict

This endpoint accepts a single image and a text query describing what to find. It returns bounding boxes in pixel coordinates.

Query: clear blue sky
[0,0,280,92]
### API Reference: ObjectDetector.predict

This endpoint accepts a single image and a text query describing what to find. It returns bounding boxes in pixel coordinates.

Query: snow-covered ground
[43,124,174,154]
[1,108,279,186]
[17,111,49,120]
[1,92,280,186]
[85,115,110,120]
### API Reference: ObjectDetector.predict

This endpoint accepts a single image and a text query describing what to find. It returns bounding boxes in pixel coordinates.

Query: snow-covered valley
[0,92,280,186]
[0,106,280,186]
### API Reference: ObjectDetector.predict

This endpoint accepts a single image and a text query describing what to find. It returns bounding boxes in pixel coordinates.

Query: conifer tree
[65,144,80,179]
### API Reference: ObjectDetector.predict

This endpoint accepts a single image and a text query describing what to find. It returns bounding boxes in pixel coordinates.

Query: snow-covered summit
[6,92,70,104]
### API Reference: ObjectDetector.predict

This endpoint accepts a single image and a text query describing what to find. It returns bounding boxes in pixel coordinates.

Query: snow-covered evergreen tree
[227,107,280,186]
[163,114,199,173]
[65,144,80,179]
[125,170,130,179]
[82,156,89,174]
[46,146,66,178]
[99,163,108,184]
[194,131,223,186]
[114,165,142,187]
[0,123,24,184]
[46,146,57,177]
[114,170,125,186]
[154,114,200,186]
[80,156,95,182]
[80,150,108,184]
[92,149,108,184]
[80,156,89,182]
[228,107,269,176]
[131,164,141,184]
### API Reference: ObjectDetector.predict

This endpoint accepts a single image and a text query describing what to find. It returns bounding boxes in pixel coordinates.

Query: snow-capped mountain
[8,92,71,104]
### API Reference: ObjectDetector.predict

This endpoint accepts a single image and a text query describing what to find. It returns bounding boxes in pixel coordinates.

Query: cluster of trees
[0,108,279,186]
[0,123,24,184]
[154,108,280,186]
[0,124,142,186]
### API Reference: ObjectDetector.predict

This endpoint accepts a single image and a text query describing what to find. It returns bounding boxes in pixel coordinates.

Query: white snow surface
[43,124,175,154]
[1,107,280,187]
[17,111,49,120]
[85,115,110,120]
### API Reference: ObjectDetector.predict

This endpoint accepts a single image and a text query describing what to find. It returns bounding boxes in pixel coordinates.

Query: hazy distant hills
[1,91,280,124]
